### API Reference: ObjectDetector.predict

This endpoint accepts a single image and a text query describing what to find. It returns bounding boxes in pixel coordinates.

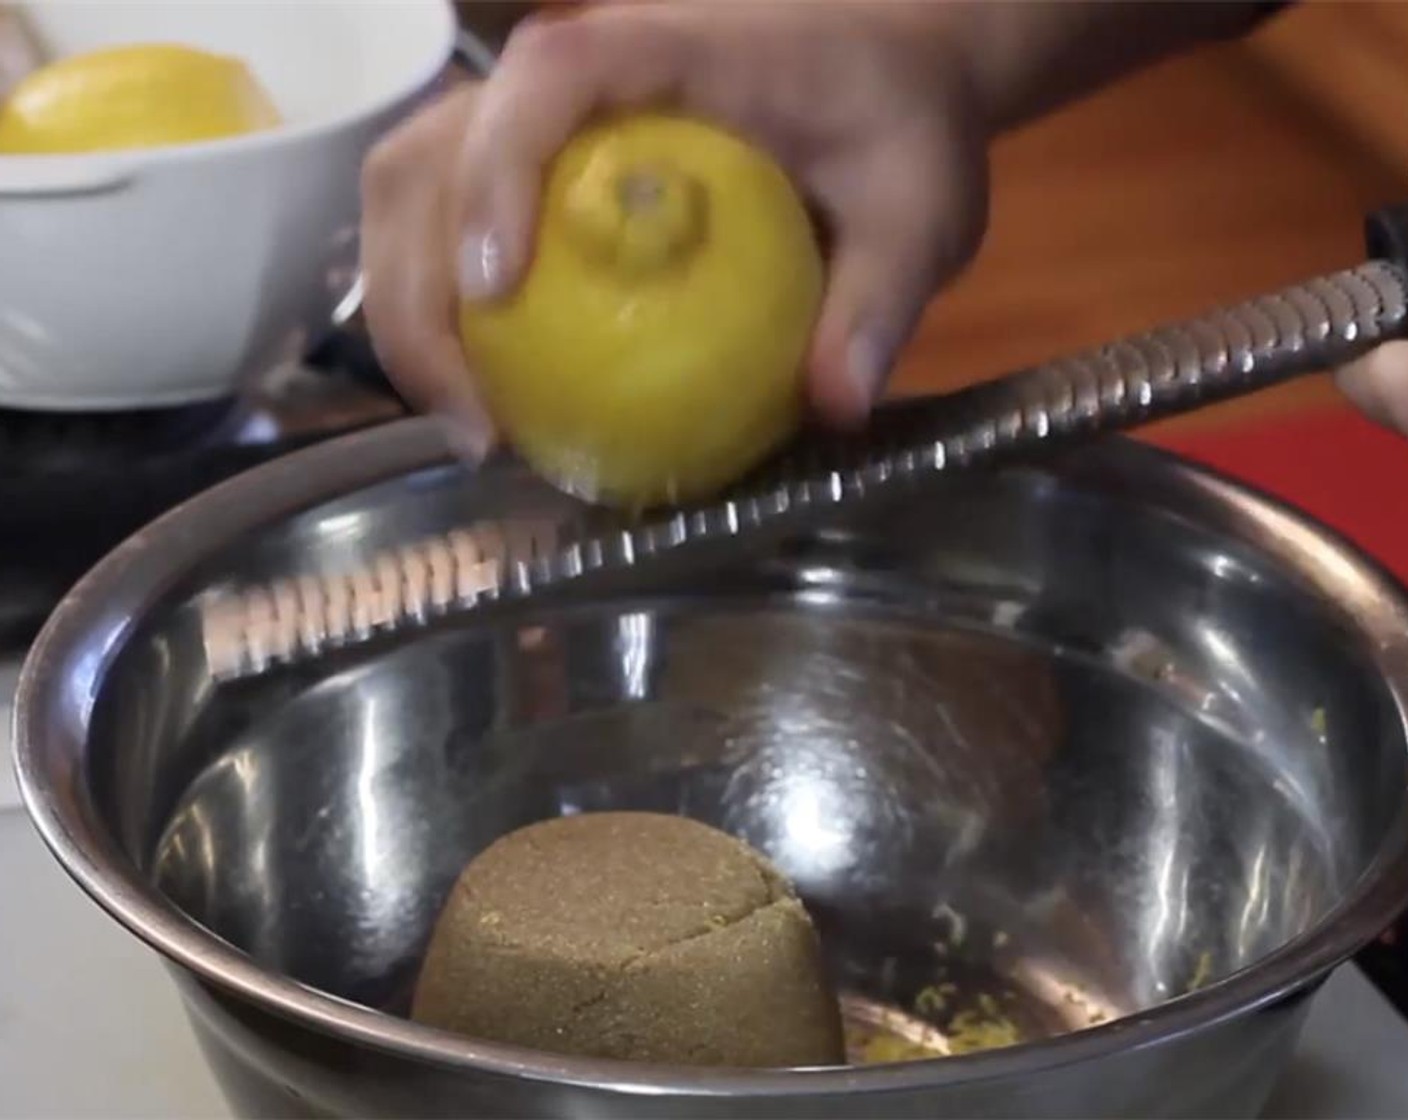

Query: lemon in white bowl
[0,42,280,154]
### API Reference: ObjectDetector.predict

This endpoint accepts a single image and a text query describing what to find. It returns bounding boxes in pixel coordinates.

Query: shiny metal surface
[14,419,1408,1118]
[199,260,1408,681]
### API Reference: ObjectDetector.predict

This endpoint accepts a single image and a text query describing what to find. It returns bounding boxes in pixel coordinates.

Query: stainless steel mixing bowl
[14,416,1408,1118]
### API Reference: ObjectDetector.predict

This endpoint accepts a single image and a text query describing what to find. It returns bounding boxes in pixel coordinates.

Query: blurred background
[900,1,1408,585]
[902,3,1404,409]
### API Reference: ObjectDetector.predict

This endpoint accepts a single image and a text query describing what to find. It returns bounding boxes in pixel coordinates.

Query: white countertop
[0,808,228,1119]
[2,804,1408,1119]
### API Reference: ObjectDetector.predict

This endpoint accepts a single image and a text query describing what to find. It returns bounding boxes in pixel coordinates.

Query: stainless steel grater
[200,210,1408,682]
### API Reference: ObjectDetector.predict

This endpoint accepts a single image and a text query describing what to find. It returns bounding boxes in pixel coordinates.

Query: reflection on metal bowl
[14,415,1408,1118]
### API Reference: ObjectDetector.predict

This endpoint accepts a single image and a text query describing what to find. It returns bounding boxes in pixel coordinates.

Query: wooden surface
[893,6,1408,438]
[1250,0,1408,183]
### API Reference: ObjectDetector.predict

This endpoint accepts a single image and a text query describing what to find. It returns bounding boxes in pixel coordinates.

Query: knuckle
[362,85,477,202]
[503,13,591,68]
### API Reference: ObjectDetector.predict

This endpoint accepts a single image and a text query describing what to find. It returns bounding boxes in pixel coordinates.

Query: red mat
[1151,405,1408,584]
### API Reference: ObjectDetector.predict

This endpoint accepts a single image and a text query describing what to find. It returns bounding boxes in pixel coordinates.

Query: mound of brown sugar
[411,811,845,1068]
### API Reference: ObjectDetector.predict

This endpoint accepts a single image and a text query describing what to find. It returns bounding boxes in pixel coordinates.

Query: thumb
[1335,341,1408,437]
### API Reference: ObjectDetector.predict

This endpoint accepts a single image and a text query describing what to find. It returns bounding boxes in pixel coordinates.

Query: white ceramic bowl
[0,1,459,411]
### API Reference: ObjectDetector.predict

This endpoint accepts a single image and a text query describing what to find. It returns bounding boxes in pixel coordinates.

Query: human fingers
[1335,341,1408,438]
[805,127,988,427]
[360,83,495,454]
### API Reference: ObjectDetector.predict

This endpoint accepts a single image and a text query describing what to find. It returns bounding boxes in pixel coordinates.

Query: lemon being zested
[0,42,280,154]
[460,112,824,509]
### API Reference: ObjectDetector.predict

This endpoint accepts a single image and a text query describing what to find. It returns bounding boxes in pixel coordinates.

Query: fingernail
[846,329,894,410]
[457,228,505,301]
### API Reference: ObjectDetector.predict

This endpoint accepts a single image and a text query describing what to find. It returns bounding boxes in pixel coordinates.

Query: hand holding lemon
[360,4,991,509]
[460,112,823,508]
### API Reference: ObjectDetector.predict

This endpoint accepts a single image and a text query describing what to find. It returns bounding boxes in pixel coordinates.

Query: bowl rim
[14,415,1408,1098]
[0,0,461,175]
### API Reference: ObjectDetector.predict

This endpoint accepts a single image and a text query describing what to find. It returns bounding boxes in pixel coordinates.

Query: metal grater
[201,216,1408,683]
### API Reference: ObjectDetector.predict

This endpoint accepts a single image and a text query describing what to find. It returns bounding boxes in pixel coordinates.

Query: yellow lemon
[460,112,824,509]
[0,43,279,154]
